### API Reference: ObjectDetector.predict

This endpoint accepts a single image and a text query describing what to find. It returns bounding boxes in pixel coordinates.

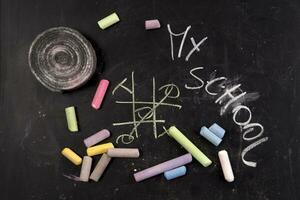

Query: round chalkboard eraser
[28,27,97,92]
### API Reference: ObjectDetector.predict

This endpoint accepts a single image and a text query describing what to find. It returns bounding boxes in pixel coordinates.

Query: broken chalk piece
[107,148,140,158]
[200,126,222,146]
[209,123,225,139]
[65,106,78,132]
[90,153,111,182]
[61,148,82,165]
[91,79,109,109]
[218,150,234,182]
[98,13,120,30]
[164,166,187,180]
[167,126,212,167]
[145,19,161,30]
[86,142,114,156]
[80,156,92,182]
[133,153,192,182]
[84,129,110,147]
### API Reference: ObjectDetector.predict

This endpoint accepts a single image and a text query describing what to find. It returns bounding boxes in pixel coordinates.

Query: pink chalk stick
[84,129,110,147]
[92,79,109,109]
[145,19,161,30]
[133,153,192,182]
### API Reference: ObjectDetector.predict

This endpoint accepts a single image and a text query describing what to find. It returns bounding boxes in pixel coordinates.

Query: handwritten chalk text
[168,24,269,167]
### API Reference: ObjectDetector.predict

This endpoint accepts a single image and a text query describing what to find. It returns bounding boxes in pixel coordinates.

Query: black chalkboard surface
[1,0,299,199]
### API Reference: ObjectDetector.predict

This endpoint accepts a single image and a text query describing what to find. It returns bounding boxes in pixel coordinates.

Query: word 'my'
[167,24,207,61]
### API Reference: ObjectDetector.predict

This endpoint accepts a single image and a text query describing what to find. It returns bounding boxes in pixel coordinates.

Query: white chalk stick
[218,150,234,182]
[79,156,92,182]
[89,153,111,182]
[107,148,140,158]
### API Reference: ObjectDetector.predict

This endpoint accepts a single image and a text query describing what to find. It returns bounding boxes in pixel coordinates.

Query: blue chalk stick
[164,166,187,180]
[209,123,225,139]
[200,126,222,146]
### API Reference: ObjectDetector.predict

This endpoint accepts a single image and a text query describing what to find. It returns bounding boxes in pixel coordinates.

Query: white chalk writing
[167,24,207,61]
[167,24,269,167]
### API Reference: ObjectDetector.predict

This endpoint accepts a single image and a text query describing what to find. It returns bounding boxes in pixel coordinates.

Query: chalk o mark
[242,123,264,141]
[232,105,252,126]
[241,137,269,167]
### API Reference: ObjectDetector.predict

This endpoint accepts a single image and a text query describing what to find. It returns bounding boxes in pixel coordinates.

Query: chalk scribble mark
[112,72,181,144]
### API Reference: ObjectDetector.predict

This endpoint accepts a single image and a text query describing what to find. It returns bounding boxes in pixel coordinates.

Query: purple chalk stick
[133,153,192,182]
[84,129,110,147]
[145,19,161,30]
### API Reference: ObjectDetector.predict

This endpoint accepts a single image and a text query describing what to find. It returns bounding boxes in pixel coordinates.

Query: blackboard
[1,0,299,199]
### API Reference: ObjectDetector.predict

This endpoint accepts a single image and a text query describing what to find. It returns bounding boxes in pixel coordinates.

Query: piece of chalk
[145,19,161,30]
[209,123,225,139]
[218,150,234,182]
[91,79,109,109]
[133,153,192,182]
[90,153,111,182]
[79,156,92,182]
[164,166,187,180]
[167,126,212,167]
[200,126,222,146]
[61,148,82,165]
[65,106,78,132]
[86,142,114,156]
[98,13,120,30]
[107,148,140,158]
[84,129,110,147]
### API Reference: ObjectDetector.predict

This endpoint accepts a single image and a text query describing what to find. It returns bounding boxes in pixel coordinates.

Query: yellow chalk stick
[87,142,114,156]
[61,148,82,165]
[98,13,120,29]
[65,106,78,132]
[168,126,212,167]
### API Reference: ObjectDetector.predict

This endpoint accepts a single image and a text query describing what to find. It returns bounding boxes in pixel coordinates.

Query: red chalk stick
[91,79,109,109]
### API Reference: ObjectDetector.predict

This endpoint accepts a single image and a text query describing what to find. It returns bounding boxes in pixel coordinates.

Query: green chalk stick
[98,13,120,30]
[65,106,78,132]
[168,126,212,167]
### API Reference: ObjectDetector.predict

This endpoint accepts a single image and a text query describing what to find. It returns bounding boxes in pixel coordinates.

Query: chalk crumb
[63,174,81,181]
[59,194,67,200]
